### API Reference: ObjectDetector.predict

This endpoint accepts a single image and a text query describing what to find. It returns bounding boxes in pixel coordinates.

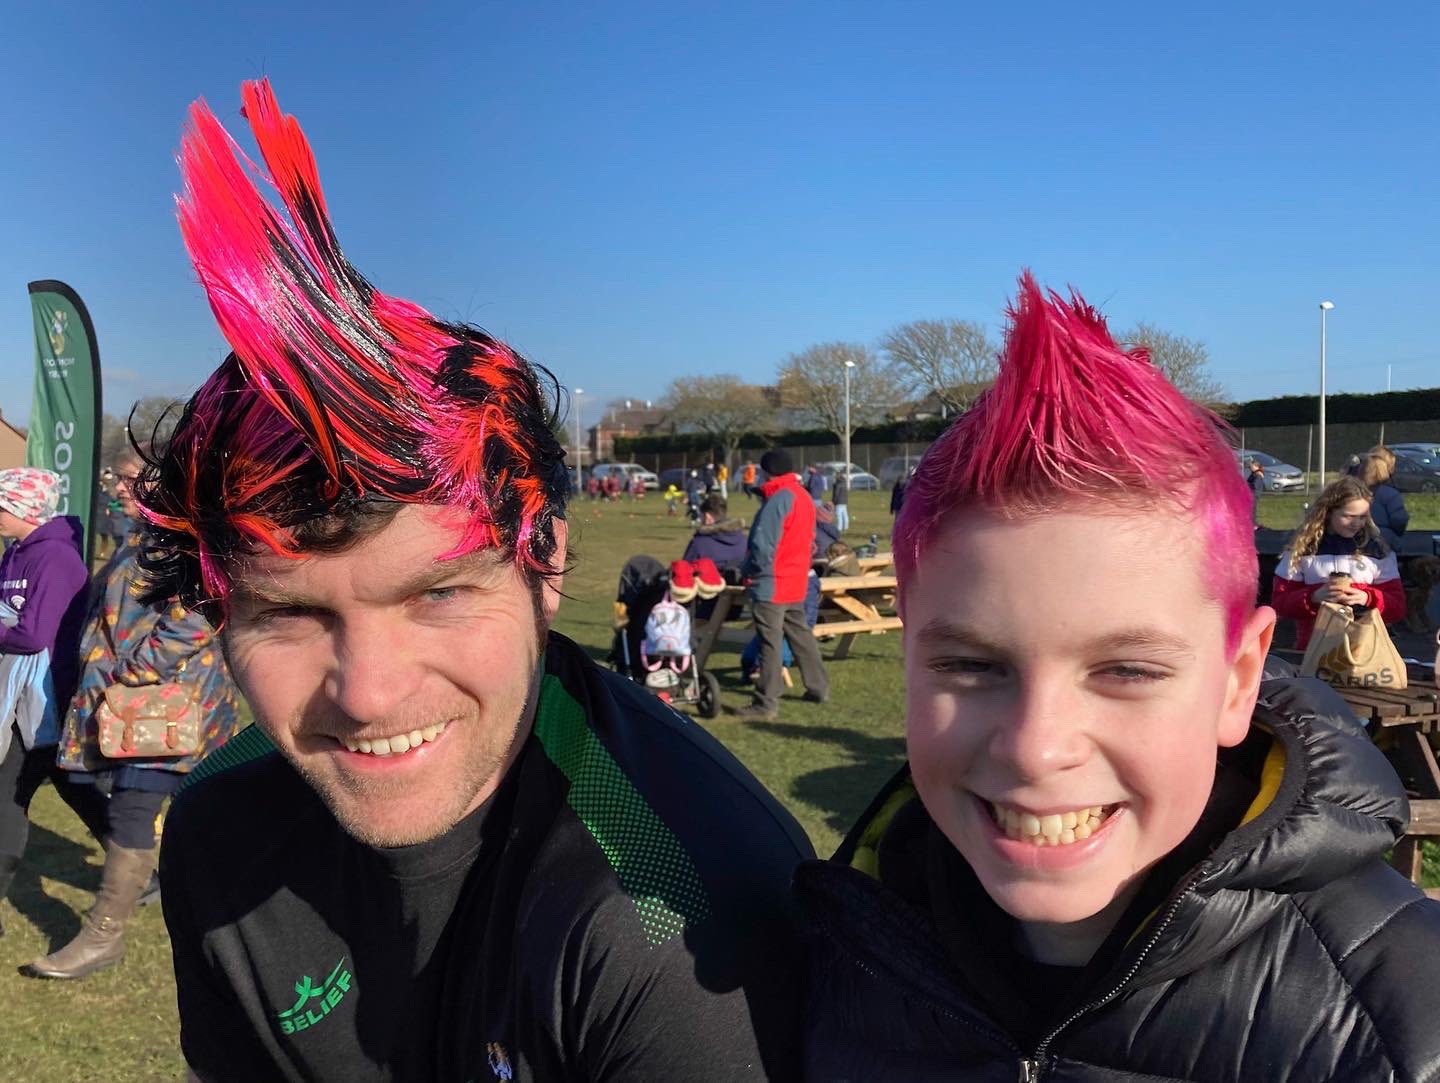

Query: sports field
[1,490,1436,1081]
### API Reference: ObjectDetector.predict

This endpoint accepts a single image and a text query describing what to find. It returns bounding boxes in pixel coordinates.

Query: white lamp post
[843,359,856,484]
[573,387,584,491]
[1318,302,1333,488]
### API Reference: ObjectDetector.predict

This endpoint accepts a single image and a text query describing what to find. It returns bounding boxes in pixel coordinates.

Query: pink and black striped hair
[134,80,568,615]
[893,272,1256,654]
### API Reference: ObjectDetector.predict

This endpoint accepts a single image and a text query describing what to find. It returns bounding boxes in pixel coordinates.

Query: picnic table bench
[1274,649,1440,893]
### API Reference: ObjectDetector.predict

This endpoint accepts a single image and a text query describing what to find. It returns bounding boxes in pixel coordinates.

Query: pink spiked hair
[893,272,1255,653]
[135,80,569,614]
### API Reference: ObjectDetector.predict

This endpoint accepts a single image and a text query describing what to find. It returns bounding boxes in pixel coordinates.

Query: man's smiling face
[223,504,565,847]
[903,505,1272,926]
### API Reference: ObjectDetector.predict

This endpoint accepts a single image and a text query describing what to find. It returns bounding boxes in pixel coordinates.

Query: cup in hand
[1328,572,1352,594]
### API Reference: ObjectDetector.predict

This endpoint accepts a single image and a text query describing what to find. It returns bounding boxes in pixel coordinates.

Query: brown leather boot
[21,841,157,980]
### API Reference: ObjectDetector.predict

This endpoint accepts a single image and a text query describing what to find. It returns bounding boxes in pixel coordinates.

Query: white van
[591,463,659,490]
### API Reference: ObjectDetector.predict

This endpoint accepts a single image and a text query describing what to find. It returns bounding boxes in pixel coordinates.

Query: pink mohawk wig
[893,271,1256,652]
[135,80,569,614]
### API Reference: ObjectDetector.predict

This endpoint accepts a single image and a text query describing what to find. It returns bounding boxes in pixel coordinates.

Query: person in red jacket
[735,449,829,720]
[1270,476,1405,649]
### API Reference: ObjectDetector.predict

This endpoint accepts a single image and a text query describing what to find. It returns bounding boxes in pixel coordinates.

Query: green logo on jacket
[276,957,353,1034]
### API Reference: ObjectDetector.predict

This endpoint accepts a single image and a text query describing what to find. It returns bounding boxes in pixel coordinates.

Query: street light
[1318,302,1334,489]
[573,387,584,492]
[842,359,857,485]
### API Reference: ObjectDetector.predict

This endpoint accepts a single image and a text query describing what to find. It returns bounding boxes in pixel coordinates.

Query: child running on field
[1271,475,1405,649]
[796,273,1440,1081]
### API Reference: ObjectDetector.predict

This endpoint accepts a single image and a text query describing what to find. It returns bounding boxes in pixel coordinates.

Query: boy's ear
[1219,606,1277,747]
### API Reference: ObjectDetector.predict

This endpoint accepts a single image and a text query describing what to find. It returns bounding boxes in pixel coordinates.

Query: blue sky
[3,2,1437,430]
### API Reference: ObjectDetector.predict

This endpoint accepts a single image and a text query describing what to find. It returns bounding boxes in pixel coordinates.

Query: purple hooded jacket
[682,517,748,571]
[0,515,90,713]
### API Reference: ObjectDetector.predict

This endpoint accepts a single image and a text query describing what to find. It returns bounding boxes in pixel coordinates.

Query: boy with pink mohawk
[796,274,1440,1081]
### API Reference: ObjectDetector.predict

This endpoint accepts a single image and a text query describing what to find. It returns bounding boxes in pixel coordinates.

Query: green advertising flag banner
[26,280,102,562]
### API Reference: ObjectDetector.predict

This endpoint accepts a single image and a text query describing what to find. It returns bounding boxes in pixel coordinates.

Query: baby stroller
[609,555,722,718]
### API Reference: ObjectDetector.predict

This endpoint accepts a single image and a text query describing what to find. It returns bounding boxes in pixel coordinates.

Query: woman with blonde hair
[1358,446,1409,550]
[1271,475,1406,648]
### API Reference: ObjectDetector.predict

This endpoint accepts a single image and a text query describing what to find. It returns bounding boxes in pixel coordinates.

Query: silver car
[814,461,880,491]
[1235,449,1305,492]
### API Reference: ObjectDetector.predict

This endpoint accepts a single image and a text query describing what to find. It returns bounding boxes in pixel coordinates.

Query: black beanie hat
[760,449,793,477]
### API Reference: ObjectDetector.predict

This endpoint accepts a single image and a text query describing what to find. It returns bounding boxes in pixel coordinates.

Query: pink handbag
[95,683,201,758]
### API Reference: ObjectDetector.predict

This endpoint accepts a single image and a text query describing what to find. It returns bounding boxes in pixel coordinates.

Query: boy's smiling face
[904,505,1274,928]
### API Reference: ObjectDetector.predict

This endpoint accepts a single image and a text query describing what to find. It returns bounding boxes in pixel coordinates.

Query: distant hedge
[614,387,1440,457]
[1230,388,1440,427]
[613,415,953,457]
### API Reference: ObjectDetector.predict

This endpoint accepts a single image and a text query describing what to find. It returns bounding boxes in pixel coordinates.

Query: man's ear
[539,517,568,627]
[1219,606,1277,747]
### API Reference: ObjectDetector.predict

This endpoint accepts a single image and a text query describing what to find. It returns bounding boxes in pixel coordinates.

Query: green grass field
[1,489,1435,1081]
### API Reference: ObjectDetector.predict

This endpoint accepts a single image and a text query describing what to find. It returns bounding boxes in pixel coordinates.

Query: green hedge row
[1229,388,1440,426]
[615,387,1440,456]
[614,415,952,457]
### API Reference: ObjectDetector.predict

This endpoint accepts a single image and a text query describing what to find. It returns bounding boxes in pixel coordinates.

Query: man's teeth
[341,722,447,756]
[989,802,1113,846]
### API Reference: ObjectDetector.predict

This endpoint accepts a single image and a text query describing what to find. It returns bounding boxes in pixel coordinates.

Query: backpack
[643,594,692,658]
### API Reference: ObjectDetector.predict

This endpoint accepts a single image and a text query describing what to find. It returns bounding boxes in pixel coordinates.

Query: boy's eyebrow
[230,549,508,609]
[914,620,1195,659]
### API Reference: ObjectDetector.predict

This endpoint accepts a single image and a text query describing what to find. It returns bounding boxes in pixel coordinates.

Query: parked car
[658,467,688,489]
[878,455,924,489]
[1390,443,1440,464]
[813,461,880,491]
[1233,449,1305,492]
[1389,454,1440,493]
[592,462,659,490]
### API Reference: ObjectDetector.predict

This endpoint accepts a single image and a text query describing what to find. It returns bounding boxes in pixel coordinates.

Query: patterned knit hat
[0,468,62,527]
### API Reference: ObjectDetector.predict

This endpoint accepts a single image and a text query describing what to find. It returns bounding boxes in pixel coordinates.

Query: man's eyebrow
[384,549,509,598]
[914,620,1194,658]
[230,549,509,608]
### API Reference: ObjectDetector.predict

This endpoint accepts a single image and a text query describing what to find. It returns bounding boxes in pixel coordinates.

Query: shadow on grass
[756,723,906,839]
[7,822,100,948]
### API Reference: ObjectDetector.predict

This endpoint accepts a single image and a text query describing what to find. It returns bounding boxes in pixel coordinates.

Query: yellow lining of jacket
[850,782,918,878]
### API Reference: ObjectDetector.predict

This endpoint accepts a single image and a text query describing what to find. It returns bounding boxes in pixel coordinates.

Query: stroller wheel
[698,670,722,720]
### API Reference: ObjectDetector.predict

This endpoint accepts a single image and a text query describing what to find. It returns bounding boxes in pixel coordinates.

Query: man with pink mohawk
[140,81,811,1081]
[796,274,1440,1080]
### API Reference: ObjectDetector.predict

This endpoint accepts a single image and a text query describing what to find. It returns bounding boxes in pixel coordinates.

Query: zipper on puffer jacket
[1029,870,1204,1065]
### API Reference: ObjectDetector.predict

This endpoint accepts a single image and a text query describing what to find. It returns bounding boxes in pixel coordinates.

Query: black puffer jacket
[797,675,1440,1081]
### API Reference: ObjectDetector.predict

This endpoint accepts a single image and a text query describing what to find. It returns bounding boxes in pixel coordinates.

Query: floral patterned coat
[57,537,241,775]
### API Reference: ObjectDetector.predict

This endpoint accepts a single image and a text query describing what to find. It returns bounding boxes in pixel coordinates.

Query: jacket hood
[799,672,1411,993]
[760,474,800,499]
[695,517,745,535]
[1131,675,1408,985]
[10,514,84,555]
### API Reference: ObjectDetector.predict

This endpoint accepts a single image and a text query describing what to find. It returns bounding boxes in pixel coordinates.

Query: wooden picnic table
[812,574,902,657]
[1273,649,1440,891]
[812,552,902,657]
[690,554,905,664]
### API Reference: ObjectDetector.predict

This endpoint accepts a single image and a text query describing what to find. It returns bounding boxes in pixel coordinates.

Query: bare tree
[778,342,906,437]
[100,395,183,467]
[662,375,775,464]
[880,319,998,414]
[1118,322,1228,405]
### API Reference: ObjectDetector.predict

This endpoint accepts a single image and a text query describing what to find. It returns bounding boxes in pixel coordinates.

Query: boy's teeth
[340,722,448,756]
[990,801,1112,846]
